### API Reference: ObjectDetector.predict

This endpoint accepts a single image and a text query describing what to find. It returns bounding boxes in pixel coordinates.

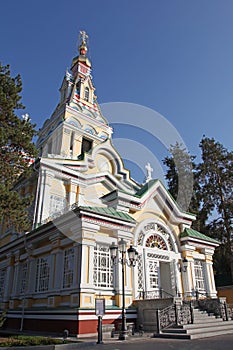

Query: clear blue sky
[1,0,233,183]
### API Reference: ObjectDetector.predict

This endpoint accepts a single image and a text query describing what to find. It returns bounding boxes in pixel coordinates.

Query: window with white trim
[35,256,50,292]
[49,195,66,216]
[93,245,113,288]
[194,260,205,291]
[20,262,28,294]
[63,248,75,289]
[0,269,6,296]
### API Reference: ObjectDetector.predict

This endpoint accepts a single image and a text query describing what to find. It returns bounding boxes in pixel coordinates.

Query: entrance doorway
[137,250,176,299]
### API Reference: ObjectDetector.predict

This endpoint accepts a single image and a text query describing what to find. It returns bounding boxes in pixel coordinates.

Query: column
[49,233,63,291]
[79,222,98,308]
[181,245,195,298]
[53,249,63,290]
[173,258,182,297]
[27,255,36,295]
[66,180,79,207]
[3,254,14,301]
[11,251,20,298]
[73,243,80,288]
[202,248,217,298]
[36,169,54,224]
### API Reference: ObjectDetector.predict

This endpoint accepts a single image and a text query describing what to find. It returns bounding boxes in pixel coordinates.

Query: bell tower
[37,31,112,160]
[69,31,95,106]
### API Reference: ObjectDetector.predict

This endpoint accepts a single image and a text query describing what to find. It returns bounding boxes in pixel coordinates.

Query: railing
[139,288,175,300]
[156,301,194,333]
[196,298,232,321]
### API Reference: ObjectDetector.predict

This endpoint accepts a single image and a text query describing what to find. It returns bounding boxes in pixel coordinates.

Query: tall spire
[71,30,91,75]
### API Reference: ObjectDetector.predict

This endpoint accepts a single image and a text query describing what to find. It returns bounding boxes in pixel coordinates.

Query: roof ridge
[181,227,219,244]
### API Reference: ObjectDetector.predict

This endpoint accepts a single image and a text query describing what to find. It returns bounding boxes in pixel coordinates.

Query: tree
[163,138,233,284]
[163,143,197,212]
[198,137,233,283]
[0,63,37,232]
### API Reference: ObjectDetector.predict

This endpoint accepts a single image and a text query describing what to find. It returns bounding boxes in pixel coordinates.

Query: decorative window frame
[0,268,6,297]
[35,256,50,292]
[136,220,177,252]
[194,260,205,292]
[62,247,75,289]
[20,262,28,294]
[49,195,66,217]
[93,244,113,289]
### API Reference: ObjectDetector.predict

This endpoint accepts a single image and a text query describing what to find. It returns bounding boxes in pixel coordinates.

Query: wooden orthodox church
[0,32,219,336]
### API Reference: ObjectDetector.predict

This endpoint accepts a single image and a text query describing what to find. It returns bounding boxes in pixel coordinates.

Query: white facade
[0,33,219,335]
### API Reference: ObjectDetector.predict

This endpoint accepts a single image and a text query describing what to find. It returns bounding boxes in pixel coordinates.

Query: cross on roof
[145,162,153,182]
[80,30,88,44]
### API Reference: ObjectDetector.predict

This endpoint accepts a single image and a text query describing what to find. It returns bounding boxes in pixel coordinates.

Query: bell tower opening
[84,87,89,102]
[81,137,93,157]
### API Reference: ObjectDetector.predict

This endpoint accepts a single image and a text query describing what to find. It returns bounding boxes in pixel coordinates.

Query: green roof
[180,228,219,244]
[135,179,158,197]
[79,206,135,223]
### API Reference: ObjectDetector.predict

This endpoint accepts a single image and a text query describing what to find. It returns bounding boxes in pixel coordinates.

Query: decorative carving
[159,302,193,331]
[145,234,167,250]
[137,254,143,290]
[137,222,175,251]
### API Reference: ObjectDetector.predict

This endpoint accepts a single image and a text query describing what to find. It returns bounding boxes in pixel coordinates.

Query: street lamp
[110,239,138,340]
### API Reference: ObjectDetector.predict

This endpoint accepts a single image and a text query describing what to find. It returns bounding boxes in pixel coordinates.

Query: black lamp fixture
[110,239,138,340]
[179,257,188,273]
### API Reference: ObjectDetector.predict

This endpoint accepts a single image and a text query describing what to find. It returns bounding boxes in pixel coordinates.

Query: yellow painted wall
[217,286,233,304]
[50,179,66,196]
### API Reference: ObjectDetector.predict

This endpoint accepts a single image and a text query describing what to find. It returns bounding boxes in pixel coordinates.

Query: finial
[79,30,88,56]
[80,30,88,44]
[145,162,153,183]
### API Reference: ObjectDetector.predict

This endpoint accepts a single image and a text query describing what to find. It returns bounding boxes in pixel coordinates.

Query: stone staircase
[158,308,233,339]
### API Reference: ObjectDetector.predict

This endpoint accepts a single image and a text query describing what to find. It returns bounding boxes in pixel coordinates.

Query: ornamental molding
[82,216,132,231]
[136,220,177,252]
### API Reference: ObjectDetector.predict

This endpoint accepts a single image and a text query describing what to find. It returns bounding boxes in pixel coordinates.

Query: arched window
[145,234,167,250]
[84,87,89,101]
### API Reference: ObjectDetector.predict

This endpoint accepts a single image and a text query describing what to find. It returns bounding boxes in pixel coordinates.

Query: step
[159,323,233,340]
[193,309,214,315]
[162,328,187,334]
[154,332,190,339]
[193,316,217,322]
[188,320,225,327]
[158,317,233,340]
[190,327,233,340]
[184,320,233,329]
[186,322,233,335]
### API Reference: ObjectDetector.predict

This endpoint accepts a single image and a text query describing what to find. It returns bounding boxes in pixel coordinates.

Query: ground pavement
[75,333,233,350]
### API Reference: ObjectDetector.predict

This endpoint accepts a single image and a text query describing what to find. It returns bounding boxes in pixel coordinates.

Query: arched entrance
[134,220,181,299]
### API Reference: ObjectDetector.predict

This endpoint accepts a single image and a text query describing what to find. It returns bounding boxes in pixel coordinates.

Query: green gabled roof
[180,228,219,244]
[79,206,135,222]
[134,179,195,217]
[134,179,159,197]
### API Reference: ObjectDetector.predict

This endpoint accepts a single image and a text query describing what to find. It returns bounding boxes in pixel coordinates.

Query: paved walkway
[1,331,233,350]
[71,333,233,350]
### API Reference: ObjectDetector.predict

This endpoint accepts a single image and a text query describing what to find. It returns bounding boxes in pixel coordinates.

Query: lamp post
[110,239,138,340]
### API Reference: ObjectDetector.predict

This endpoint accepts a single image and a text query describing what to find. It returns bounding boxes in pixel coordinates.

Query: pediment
[102,179,195,226]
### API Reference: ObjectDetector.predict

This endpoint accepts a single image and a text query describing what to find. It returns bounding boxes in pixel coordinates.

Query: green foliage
[0,310,7,328]
[163,142,196,213]
[0,63,37,231]
[163,137,233,284]
[0,335,65,347]
[198,137,233,283]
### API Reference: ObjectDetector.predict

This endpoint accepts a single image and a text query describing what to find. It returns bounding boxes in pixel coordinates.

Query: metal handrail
[159,288,175,298]
[156,301,194,334]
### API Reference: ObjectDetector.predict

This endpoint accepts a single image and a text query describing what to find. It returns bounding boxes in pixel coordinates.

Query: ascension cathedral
[0,32,219,336]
